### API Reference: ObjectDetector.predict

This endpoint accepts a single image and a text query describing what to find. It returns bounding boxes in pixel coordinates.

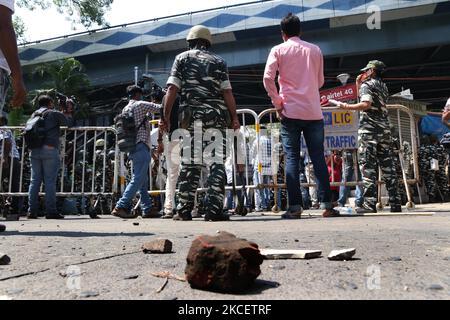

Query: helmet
[0,111,8,125]
[186,25,212,45]
[108,150,116,160]
[95,139,105,148]
[361,60,386,72]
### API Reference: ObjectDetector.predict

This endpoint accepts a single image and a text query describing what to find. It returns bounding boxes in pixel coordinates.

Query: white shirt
[446,98,450,109]
[0,0,15,74]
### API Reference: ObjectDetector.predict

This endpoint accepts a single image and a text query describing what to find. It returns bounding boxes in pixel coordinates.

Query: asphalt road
[0,204,449,300]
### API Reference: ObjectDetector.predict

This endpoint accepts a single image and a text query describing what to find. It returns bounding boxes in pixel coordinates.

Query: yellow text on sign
[332,112,353,126]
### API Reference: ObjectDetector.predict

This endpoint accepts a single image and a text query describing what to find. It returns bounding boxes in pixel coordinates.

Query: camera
[56,92,77,114]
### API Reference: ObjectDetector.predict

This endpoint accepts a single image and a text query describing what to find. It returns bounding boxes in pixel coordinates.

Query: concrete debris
[388,257,402,262]
[261,249,322,260]
[428,284,444,291]
[328,249,356,261]
[185,232,263,293]
[0,253,11,265]
[142,239,173,254]
[79,291,99,298]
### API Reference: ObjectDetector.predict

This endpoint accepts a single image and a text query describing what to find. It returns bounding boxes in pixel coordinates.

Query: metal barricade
[0,126,120,214]
[0,104,421,214]
[256,105,420,211]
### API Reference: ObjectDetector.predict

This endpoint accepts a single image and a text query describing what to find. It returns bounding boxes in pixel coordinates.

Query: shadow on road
[242,279,281,295]
[2,231,154,238]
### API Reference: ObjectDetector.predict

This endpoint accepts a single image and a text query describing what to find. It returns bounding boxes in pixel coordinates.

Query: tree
[30,58,91,117]
[16,0,113,29]
[13,16,27,44]
[33,57,90,96]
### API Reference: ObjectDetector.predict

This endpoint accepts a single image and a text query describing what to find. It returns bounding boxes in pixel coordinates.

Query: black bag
[23,108,51,149]
[115,103,147,153]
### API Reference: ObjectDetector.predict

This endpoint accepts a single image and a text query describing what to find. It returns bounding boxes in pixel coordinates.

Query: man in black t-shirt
[27,95,67,219]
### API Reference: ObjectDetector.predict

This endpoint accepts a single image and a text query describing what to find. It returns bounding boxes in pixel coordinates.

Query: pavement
[0,204,449,300]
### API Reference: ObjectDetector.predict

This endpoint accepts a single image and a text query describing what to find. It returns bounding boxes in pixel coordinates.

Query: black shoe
[173,213,192,221]
[5,213,20,221]
[390,205,402,213]
[46,213,65,220]
[162,211,174,219]
[0,224,5,232]
[27,212,39,220]
[355,203,377,214]
[204,212,230,222]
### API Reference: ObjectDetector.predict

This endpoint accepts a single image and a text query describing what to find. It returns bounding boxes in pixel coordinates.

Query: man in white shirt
[0,0,26,232]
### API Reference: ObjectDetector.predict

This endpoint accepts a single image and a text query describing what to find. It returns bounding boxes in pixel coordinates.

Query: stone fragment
[261,249,322,260]
[79,291,99,298]
[328,248,356,261]
[428,284,444,291]
[185,232,263,293]
[142,239,173,254]
[0,253,11,265]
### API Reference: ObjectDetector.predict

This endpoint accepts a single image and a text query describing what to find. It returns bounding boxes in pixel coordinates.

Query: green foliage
[32,58,90,97]
[16,0,113,29]
[13,16,27,44]
[31,58,91,117]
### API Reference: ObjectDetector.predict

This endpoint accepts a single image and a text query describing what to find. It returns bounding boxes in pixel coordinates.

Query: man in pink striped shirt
[263,13,340,219]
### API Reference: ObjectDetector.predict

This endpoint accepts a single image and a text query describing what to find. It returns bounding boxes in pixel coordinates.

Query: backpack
[23,108,51,149]
[114,103,147,153]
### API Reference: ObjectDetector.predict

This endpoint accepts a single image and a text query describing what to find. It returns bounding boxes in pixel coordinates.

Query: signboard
[320,84,358,106]
[301,85,360,151]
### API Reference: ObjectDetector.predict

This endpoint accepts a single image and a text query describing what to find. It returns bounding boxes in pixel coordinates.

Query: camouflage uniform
[358,78,401,208]
[390,132,407,204]
[433,144,449,200]
[418,141,437,201]
[167,48,231,218]
[402,141,413,179]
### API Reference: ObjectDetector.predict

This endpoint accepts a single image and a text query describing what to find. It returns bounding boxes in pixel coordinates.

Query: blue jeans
[29,146,60,215]
[253,169,271,209]
[281,118,332,210]
[117,143,152,213]
[338,151,364,207]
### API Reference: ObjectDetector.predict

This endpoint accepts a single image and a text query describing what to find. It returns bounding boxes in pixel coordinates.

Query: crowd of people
[2,3,450,231]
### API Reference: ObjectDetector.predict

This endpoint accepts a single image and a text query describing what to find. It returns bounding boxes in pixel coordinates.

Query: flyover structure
[19,0,450,118]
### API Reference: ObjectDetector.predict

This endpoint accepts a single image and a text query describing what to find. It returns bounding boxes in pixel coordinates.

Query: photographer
[112,85,161,219]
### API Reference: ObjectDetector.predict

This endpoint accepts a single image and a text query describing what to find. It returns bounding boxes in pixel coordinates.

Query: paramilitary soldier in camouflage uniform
[418,135,437,202]
[340,60,402,213]
[161,25,240,222]
[430,135,450,201]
